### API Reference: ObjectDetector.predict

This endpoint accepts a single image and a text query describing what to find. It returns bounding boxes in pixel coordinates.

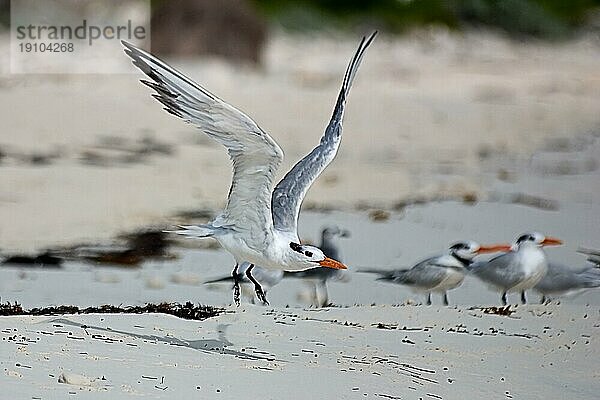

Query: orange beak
[542,237,563,246]
[477,244,512,254]
[319,257,347,270]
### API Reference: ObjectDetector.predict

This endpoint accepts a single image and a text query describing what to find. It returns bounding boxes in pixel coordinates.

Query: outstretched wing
[271,32,377,234]
[123,41,284,247]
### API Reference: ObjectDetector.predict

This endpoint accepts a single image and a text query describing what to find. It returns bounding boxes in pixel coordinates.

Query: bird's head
[513,232,562,251]
[288,242,347,270]
[322,226,351,240]
[449,241,512,262]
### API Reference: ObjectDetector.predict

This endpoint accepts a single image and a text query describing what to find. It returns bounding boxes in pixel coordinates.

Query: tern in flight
[123,32,377,305]
[359,241,510,305]
[469,232,562,305]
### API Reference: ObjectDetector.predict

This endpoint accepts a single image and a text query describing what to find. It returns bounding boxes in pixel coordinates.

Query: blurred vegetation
[1,0,599,41]
[252,0,600,39]
[0,0,8,28]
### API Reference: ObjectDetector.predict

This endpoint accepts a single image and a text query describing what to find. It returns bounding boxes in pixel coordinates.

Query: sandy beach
[2,303,597,399]
[1,29,600,399]
[2,199,600,398]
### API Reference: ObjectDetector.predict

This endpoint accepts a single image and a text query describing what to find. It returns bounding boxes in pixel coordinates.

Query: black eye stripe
[289,242,303,253]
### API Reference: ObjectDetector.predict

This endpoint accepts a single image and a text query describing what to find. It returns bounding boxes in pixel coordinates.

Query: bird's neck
[451,252,472,267]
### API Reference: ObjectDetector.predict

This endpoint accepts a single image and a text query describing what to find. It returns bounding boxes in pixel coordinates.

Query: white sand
[1,303,597,399]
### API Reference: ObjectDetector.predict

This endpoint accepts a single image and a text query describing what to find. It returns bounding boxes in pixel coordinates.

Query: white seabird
[359,241,510,305]
[123,32,377,304]
[469,232,562,305]
[534,260,600,303]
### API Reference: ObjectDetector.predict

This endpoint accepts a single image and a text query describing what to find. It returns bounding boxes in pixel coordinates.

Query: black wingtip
[121,40,150,61]
[365,31,378,47]
[121,40,137,55]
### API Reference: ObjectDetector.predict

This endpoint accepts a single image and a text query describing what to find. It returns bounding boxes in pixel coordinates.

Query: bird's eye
[305,251,313,257]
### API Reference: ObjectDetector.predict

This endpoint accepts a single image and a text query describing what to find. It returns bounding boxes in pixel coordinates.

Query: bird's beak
[477,244,512,254]
[542,237,563,246]
[319,257,347,270]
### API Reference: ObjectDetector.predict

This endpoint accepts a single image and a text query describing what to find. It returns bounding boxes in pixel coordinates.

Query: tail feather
[165,224,215,238]
[204,275,235,285]
[357,268,390,275]
[581,270,600,288]
[357,268,398,281]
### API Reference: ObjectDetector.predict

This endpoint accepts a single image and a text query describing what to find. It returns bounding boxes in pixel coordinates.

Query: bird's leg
[320,282,331,307]
[311,283,319,308]
[245,264,269,305]
[501,291,508,306]
[443,292,449,306]
[521,291,527,304]
[314,281,331,308]
[231,264,241,307]
[426,293,432,306]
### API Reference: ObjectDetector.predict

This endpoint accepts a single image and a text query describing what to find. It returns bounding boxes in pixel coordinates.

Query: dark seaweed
[0,301,223,321]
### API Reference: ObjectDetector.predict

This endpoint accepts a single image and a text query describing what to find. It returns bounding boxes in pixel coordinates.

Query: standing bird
[284,226,351,307]
[359,241,510,305]
[534,261,600,303]
[469,232,562,305]
[123,32,377,305]
[318,226,350,261]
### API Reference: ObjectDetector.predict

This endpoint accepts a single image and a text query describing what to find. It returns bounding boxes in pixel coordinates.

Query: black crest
[449,242,469,251]
[516,234,533,245]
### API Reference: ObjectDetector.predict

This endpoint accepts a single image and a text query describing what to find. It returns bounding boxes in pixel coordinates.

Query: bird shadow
[50,318,281,362]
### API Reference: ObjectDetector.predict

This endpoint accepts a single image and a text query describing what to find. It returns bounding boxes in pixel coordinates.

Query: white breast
[216,232,272,268]
[512,245,548,291]
[433,268,465,292]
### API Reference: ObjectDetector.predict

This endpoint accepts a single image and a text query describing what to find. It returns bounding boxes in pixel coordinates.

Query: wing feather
[123,41,283,247]
[271,32,377,233]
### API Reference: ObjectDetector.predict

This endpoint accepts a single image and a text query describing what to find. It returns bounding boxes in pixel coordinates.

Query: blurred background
[0,0,599,307]
[6,0,600,60]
